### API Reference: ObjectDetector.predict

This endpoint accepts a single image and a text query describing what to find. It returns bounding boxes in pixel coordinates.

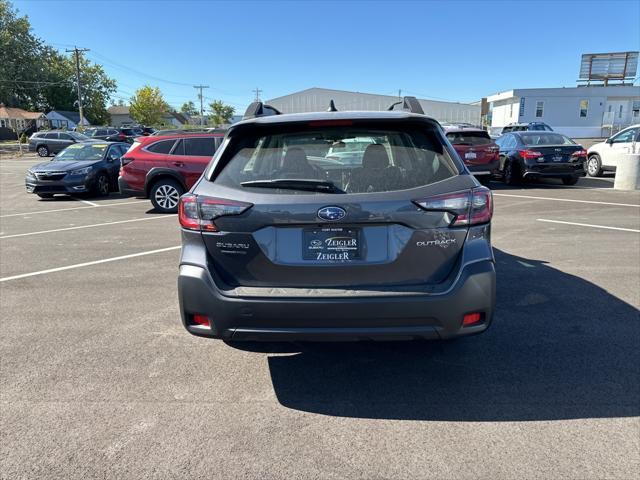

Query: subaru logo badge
[317,206,346,221]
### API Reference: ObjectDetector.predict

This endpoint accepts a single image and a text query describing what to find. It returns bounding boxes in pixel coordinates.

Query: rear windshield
[213,125,458,194]
[520,133,575,146]
[446,131,491,146]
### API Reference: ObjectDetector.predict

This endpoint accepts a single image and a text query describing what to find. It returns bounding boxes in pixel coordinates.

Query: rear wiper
[240,179,345,193]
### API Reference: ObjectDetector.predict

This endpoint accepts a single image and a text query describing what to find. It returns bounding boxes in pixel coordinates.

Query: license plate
[465,152,477,160]
[552,155,563,162]
[303,227,361,261]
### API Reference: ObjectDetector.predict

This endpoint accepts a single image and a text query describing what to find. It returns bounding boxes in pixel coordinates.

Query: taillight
[413,187,493,227]
[571,149,587,157]
[518,149,543,160]
[118,133,126,140]
[178,194,252,232]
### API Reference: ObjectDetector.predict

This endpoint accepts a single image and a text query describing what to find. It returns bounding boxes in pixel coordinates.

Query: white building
[266,87,481,125]
[487,85,640,138]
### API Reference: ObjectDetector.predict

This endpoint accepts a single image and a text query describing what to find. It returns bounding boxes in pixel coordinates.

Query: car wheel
[586,155,602,177]
[503,160,521,185]
[37,145,49,157]
[37,193,54,199]
[150,179,184,213]
[94,172,110,196]
[562,177,579,186]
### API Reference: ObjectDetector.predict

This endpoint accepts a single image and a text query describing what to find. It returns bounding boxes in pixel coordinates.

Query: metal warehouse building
[266,87,481,124]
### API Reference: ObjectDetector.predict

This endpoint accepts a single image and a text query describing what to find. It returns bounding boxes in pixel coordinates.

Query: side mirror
[606,138,613,145]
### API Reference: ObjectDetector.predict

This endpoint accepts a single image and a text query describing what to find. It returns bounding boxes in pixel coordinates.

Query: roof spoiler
[387,96,424,115]
[243,102,282,119]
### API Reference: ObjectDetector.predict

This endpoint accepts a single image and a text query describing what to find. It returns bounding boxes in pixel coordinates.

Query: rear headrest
[282,147,308,171]
[362,144,389,169]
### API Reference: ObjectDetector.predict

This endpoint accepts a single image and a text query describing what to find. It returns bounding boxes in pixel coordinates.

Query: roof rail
[387,96,424,115]
[243,102,282,119]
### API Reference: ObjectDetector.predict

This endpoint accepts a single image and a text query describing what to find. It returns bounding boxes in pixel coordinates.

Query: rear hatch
[519,132,586,168]
[185,119,491,289]
[445,130,498,166]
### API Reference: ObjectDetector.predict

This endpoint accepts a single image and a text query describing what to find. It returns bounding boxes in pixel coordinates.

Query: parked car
[83,127,124,142]
[501,122,553,134]
[141,127,156,136]
[586,124,640,177]
[25,141,129,198]
[28,131,90,157]
[177,98,495,342]
[118,133,224,212]
[118,127,143,142]
[443,127,499,182]
[495,131,586,185]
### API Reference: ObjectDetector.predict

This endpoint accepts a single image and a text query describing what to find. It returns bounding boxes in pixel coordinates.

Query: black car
[83,127,124,142]
[495,131,587,185]
[25,141,129,198]
[500,122,553,134]
[177,97,496,342]
[28,131,91,157]
[118,127,143,143]
[141,127,156,136]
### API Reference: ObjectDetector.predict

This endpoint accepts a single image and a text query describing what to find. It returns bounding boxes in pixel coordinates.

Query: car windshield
[84,128,97,136]
[520,133,575,146]
[54,143,108,161]
[213,125,458,194]
[446,131,492,146]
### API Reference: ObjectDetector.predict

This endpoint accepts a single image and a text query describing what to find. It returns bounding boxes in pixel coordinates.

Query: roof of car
[136,132,224,142]
[232,110,439,128]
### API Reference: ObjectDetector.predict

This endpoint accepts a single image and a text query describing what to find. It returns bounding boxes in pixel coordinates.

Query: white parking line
[0,246,181,282]
[537,218,640,233]
[73,198,99,207]
[493,193,639,208]
[0,215,175,239]
[0,200,148,218]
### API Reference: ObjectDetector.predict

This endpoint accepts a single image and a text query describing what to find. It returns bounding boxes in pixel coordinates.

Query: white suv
[586,125,639,177]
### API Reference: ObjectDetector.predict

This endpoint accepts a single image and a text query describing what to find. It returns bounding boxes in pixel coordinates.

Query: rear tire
[586,155,602,177]
[37,193,54,199]
[150,178,184,213]
[562,177,579,186]
[37,145,49,157]
[503,160,521,185]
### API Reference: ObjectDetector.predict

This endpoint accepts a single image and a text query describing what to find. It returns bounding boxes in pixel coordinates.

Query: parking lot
[1,154,638,479]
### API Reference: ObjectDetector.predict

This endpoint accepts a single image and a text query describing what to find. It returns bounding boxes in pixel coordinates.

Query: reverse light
[518,149,543,160]
[179,194,252,232]
[413,187,493,227]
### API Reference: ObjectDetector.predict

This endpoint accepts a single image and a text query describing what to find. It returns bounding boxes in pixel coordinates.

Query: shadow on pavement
[263,249,639,421]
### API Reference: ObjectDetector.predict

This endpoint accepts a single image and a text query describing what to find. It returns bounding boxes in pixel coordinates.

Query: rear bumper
[178,260,496,341]
[523,163,585,179]
[118,177,144,197]
[467,160,500,176]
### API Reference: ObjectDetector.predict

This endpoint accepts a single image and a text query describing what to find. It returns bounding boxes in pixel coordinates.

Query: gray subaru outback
[178,98,495,342]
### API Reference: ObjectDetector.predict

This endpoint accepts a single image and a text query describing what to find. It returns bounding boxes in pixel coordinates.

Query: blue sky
[13,0,640,113]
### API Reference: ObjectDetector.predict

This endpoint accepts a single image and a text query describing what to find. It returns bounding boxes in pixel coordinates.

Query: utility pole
[193,85,209,126]
[398,89,402,100]
[253,87,262,102]
[66,47,90,129]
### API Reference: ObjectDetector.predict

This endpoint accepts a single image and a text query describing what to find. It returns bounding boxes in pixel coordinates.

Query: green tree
[208,100,235,126]
[180,100,198,116]
[129,86,168,126]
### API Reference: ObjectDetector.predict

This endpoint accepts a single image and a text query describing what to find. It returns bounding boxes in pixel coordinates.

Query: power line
[66,47,90,128]
[193,85,209,126]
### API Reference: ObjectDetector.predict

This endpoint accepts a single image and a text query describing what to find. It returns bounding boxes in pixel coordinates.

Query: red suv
[442,126,499,182]
[118,133,224,212]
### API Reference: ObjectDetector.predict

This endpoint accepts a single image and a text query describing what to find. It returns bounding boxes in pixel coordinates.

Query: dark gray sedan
[25,141,129,198]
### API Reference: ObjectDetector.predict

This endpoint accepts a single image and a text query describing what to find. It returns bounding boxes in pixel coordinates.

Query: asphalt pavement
[1,155,639,479]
